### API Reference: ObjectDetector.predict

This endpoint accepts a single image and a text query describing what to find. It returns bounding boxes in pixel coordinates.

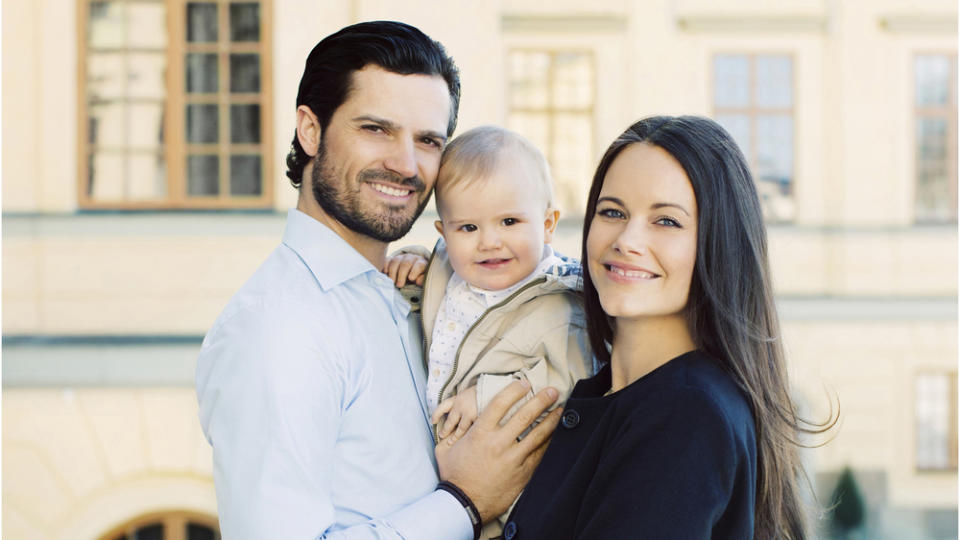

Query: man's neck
[296,191,389,270]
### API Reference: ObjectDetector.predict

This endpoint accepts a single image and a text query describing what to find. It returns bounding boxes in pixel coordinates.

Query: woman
[502,116,819,539]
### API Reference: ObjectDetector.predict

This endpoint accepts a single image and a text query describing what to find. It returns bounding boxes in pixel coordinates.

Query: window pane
[134,524,163,540]
[127,53,166,99]
[230,104,261,143]
[915,117,952,221]
[510,52,550,109]
[755,115,794,221]
[916,374,951,469]
[87,53,125,100]
[186,53,219,93]
[552,52,592,109]
[552,113,593,213]
[90,152,125,199]
[186,104,219,143]
[230,54,260,92]
[128,153,167,200]
[506,112,550,158]
[714,114,751,163]
[755,55,792,108]
[714,55,749,108]
[89,102,126,147]
[230,155,262,195]
[229,3,260,42]
[916,55,952,107]
[187,523,217,540]
[188,155,220,195]
[128,103,165,148]
[127,2,166,49]
[88,1,124,49]
[187,3,218,43]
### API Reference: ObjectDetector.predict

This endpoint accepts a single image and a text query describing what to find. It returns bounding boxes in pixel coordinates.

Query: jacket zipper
[432,276,550,442]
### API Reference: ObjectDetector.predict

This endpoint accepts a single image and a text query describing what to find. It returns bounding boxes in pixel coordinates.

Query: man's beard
[310,145,430,243]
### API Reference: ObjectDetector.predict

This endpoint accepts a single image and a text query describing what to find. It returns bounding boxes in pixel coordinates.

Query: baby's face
[436,159,557,291]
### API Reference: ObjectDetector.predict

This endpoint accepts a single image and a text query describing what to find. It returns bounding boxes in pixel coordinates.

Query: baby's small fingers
[440,410,461,439]
[453,417,474,440]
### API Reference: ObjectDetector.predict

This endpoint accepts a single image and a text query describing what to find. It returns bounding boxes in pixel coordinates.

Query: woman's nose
[612,222,647,256]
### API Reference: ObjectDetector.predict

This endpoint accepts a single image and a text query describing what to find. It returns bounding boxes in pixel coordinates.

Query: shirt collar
[281,208,378,291]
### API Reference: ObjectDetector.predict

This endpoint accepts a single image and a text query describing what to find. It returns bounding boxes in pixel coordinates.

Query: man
[196,21,560,539]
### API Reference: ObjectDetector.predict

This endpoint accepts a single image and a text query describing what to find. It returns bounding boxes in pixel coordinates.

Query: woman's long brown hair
[581,116,837,539]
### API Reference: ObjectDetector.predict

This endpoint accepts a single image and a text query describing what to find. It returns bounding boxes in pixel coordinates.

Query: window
[915,372,958,471]
[713,54,794,222]
[914,53,957,223]
[99,511,220,540]
[79,0,272,209]
[507,50,595,215]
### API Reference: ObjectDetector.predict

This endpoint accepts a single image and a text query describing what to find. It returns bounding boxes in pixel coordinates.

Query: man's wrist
[437,480,481,540]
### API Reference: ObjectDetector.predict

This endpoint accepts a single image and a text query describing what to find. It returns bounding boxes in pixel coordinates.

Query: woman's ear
[543,207,560,243]
[296,105,322,156]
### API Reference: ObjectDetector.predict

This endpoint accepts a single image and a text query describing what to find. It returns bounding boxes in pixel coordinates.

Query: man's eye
[421,137,442,148]
[362,125,384,133]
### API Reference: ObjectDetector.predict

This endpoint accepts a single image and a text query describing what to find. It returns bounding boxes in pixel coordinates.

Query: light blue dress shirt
[197,209,473,540]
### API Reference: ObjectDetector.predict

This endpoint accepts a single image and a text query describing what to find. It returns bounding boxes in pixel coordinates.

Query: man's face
[310,65,452,243]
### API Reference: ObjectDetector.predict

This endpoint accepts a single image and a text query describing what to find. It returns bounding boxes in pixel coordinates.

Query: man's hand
[382,253,428,287]
[433,385,479,442]
[435,379,561,523]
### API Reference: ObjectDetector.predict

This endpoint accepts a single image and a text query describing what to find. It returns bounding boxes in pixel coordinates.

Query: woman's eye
[597,208,625,219]
[502,218,518,226]
[655,217,681,228]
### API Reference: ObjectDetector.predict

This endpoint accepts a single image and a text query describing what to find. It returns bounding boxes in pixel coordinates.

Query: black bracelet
[437,480,482,540]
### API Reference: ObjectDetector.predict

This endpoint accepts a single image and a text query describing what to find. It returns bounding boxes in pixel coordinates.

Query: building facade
[3,0,957,538]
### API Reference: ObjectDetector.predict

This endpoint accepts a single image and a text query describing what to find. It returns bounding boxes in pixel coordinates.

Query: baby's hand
[432,386,479,443]
[382,253,428,287]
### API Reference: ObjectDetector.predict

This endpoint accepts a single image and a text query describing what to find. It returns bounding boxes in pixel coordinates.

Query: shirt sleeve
[573,388,754,540]
[197,303,473,540]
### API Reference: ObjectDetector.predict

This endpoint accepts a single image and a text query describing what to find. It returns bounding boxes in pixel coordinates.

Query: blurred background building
[2,0,956,538]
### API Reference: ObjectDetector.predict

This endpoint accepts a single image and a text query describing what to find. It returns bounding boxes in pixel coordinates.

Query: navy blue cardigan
[504,350,757,539]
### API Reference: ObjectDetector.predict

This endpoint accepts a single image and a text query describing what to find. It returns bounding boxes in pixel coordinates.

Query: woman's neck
[609,315,697,392]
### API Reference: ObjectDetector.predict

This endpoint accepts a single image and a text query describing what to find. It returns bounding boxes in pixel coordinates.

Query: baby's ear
[543,207,560,243]
[434,220,444,235]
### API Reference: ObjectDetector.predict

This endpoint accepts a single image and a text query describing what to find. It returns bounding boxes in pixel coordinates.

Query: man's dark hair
[285,21,461,187]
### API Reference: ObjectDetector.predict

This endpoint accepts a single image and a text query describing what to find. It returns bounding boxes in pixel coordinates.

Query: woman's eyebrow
[596,196,624,206]
[651,202,690,216]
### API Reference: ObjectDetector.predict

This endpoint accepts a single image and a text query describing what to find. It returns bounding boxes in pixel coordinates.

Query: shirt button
[504,521,517,539]
[561,409,580,429]
[448,321,456,331]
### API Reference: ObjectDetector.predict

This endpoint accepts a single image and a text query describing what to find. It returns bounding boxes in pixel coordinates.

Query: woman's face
[586,143,698,322]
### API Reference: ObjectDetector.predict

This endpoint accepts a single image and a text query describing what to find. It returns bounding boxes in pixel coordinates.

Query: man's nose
[383,138,418,180]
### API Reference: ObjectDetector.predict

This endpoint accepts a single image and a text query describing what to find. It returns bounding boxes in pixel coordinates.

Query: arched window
[98,511,220,540]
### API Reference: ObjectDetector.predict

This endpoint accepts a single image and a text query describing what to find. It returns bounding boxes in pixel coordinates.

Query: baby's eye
[597,207,625,219]
[655,217,681,228]
[459,224,477,232]
[502,217,518,226]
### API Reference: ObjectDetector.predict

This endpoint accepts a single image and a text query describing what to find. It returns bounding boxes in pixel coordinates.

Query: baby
[386,125,594,453]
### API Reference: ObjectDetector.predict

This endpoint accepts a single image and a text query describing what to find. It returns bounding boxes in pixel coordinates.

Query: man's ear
[434,220,444,236]
[296,105,322,156]
[543,207,560,244]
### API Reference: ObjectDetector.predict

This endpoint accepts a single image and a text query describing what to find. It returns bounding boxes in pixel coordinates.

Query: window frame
[77,0,274,209]
[912,51,958,224]
[97,510,220,540]
[711,51,796,222]
[506,48,596,215]
[914,370,959,473]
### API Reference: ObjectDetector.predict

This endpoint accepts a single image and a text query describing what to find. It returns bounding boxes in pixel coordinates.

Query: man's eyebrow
[353,115,447,143]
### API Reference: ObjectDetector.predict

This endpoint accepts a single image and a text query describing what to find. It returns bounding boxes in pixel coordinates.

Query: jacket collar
[281,208,377,291]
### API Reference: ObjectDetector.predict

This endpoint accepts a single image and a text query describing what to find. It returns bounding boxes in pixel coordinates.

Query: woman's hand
[435,380,562,523]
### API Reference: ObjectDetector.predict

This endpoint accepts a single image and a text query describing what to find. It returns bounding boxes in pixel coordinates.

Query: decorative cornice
[501,14,628,33]
[676,14,827,34]
[879,14,957,35]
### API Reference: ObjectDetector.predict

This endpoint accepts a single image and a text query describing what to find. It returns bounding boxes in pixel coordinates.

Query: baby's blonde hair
[435,126,555,215]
